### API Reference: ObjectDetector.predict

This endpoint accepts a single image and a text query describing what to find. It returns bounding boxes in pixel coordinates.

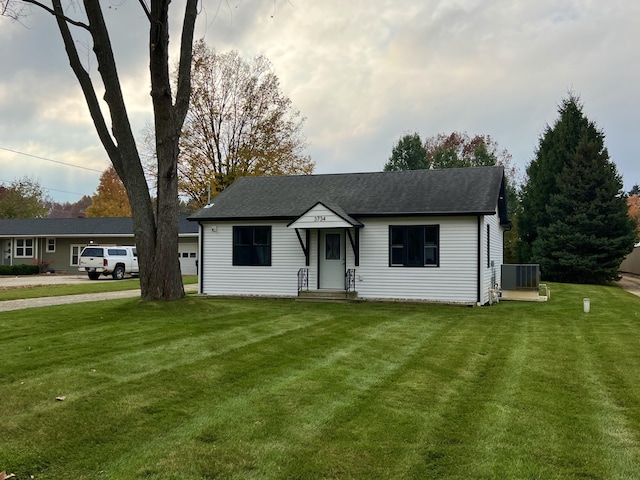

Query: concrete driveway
[616,274,640,297]
[0,273,93,288]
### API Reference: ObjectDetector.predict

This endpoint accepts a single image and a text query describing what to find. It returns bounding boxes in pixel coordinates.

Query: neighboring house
[620,242,640,276]
[188,166,511,305]
[0,216,199,275]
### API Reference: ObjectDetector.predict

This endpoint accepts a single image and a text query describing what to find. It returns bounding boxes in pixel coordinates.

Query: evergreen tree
[383,133,428,171]
[519,96,590,262]
[521,95,635,283]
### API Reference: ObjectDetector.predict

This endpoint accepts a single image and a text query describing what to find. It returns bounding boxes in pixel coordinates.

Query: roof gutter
[197,221,205,295]
[477,215,482,305]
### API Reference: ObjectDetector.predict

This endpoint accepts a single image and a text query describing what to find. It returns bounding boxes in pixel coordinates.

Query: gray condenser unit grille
[501,264,540,290]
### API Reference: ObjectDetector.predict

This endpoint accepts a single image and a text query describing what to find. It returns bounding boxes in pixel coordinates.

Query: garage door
[178,243,198,275]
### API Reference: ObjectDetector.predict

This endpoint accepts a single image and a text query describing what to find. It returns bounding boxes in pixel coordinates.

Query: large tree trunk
[144,0,198,300]
[47,0,197,300]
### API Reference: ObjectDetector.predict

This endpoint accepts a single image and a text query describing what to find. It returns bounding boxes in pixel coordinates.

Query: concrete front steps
[296,290,359,303]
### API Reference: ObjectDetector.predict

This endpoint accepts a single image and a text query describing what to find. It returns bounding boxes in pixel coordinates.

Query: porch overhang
[286,201,363,229]
[287,202,362,267]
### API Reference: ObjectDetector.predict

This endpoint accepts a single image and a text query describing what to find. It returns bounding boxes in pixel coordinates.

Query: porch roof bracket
[346,228,360,267]
[295,228,310,266]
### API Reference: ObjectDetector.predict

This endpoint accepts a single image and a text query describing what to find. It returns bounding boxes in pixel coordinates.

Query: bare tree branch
[21,0,89,30]
[174,0,198,133]
[82,0,138,164]
[50,0,118,160]
[137,0,151,22]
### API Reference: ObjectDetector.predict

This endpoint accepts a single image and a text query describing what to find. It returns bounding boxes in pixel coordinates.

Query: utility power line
[0,146,101,199]
[0,178,90,199]
[0,146,104,173]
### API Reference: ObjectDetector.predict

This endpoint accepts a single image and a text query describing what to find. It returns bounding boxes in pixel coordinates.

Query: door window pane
[325,233,341,260]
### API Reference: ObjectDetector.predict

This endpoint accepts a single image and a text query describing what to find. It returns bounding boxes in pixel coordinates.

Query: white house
[188,166,511,305]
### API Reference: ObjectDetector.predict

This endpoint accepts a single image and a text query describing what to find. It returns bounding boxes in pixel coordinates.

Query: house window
[15,238,34,258]
[389,225,439,267]
[233,226,271,266]
[47,238,56,253]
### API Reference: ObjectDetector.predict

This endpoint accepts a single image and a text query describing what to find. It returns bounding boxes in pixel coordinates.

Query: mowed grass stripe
[268,310,519,479]
[503,313,602,478]
[441,315,531,480]
[105,311,454,478]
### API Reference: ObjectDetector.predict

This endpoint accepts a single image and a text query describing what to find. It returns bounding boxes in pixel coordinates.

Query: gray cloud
[0,0,638,204]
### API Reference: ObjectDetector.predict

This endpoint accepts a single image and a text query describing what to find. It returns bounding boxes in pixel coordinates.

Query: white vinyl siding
[199,215,504,304]
[352,217,478,303]
[201,221,306,296]
[480,209,504,304]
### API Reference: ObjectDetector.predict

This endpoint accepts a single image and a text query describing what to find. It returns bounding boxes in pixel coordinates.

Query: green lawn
[1,283,640,479]
[0,275,198,301]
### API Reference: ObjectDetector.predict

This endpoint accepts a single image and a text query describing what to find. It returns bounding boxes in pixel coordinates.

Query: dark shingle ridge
[0,216,198,236]
[190,166,505,220]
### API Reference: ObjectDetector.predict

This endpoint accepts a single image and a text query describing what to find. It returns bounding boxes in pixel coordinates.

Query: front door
[2,239,11,266]
[319,230,345,289]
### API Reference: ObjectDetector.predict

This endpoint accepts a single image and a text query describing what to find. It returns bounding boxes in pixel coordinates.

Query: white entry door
[319,230,345,289]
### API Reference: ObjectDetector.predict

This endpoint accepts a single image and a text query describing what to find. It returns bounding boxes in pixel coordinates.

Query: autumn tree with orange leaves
[176,40,313,207]
[628,193,640,240]
[86,166,132,218]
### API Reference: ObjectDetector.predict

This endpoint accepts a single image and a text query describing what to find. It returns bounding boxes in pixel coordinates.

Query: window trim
[15,238,35,258]
[70,244,84,266]
[389,225,439,267]
[232,226,272,266]
[46,237,56,253]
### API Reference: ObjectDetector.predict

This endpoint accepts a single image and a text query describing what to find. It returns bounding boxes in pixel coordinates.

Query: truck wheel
[112,265,125,280]
[88,272,100,280]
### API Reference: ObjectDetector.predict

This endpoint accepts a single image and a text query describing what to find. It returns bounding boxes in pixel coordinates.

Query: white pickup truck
[78,245,139,280]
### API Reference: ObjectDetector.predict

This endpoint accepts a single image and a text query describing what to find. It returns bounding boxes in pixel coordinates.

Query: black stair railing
[345,269,356,292]
[297,268,309,292]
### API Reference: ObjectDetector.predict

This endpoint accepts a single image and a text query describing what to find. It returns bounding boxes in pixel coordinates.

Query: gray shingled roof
[189,166,507,221]
[0,216,198,236]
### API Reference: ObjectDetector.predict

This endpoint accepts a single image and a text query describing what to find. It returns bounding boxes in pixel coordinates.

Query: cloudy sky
[1,1,638,204]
